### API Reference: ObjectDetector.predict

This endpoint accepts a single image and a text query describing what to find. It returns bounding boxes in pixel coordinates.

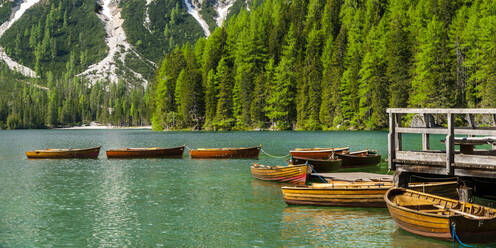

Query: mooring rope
[184,145,192,151]
[307,161,328,184]
[451,223,474,247]
[260,148,290,159]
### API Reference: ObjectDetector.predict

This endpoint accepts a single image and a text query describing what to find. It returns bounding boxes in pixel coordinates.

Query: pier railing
[388,108,496,178]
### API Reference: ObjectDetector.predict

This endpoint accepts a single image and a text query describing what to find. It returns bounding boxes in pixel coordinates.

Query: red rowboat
[106,146,185,158]
[189,146,261,159]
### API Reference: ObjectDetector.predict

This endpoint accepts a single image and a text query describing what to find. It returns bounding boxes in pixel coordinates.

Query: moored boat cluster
[249,146,496,245]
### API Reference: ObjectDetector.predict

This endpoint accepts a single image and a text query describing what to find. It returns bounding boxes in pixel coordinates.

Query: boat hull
[290,147,349,159]
[106,146,184,158]
[251,164,309,185]
[385,188,496,243]
[282,182,390,207]
[337,152,382,167]
[282,181,457,208]
[190,146,260,159]
[26,146,101,159]
[291,156,342,173]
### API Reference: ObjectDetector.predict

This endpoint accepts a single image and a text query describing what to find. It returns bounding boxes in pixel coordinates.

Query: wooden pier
[388,108,496,200]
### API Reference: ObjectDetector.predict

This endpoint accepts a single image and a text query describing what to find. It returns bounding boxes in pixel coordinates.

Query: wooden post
[422,114,431,151]
[393,171,409,188]
[389,112,396,170]
[446,113,455,175]
[395,113,402,151]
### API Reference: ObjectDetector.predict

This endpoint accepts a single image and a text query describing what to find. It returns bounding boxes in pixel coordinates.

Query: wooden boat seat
[394,195,433,206]
[419,209,451,213]
[400,204,439,211]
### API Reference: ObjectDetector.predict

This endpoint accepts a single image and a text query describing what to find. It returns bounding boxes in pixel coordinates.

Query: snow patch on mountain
[184,0,210,37]
[143,0,152,33]
[0,0,38,78]
[215,0,235,26]
[78,0,156,86]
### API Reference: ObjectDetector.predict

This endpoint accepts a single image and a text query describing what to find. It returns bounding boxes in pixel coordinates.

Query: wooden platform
[311,172,393,182]
[388,108,496,179]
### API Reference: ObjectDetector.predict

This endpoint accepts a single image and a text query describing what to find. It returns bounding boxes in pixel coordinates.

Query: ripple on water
[0,130,457,247]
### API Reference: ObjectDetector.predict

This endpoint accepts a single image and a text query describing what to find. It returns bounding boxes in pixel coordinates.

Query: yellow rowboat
[386,188,496,243]
[251,163,311,185]
[26,146,101,159]
[282,181,457,208]
[289,147,349,159]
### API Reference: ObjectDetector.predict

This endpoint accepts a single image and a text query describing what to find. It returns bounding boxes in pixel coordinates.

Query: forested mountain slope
[0,0,247,83]
[0,0,249,129]
[151,0,496,131]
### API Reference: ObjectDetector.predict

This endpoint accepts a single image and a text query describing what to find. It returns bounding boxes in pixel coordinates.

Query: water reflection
[90,163,136,247]
[390,229,451,248]
[281,207,396,247]
[1,130,464,247]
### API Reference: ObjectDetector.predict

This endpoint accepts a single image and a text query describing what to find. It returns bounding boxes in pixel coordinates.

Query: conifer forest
[1,0,496,130]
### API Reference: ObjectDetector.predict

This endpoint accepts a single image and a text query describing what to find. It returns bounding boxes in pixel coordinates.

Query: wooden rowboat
[106,146,185,158]
[289,147,349,159]
[290,156,342,173]
[282,181,457,208]
[336,150,381,167]
[385,188,496,243]
[251,163,311,185]
[26,146,101,159]
[189,146,261,159]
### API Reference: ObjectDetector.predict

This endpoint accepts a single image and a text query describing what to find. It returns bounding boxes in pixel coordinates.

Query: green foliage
[6,0,494,131]
[0,60,150,130]
[0,0,107,78]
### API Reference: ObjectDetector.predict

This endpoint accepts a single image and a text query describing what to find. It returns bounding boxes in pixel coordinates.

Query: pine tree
[357,18,388,129]
[46,72,57,127]
[298,24,323,130]
[214,57,234,129]
[265,24,297,130]
[340,8,364,127]
[410,16,455,108]
[152,48,186,130]
[203,69,217,129]
[386,0,411,108]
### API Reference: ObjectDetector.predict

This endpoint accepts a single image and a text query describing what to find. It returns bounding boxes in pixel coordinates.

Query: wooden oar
[433,204,495,220]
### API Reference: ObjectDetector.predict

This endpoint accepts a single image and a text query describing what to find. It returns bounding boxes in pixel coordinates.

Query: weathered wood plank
[396,127,448,134]
[395,164,496,178]
[387,108,496,114]
[311,172,393,182]
[446,113,454,175]
[388,113,396,170]
[396,113,402,151]
[396,127,496,136]
[422,114,431,151]
[455,154,496,167]
[396,151,446,163]
[395,152,496,168]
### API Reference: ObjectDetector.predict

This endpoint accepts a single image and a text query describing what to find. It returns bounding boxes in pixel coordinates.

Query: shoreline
[59,126,152,130]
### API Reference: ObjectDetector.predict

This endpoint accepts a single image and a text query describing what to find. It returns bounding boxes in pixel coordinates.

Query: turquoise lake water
[0,130,460,247]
